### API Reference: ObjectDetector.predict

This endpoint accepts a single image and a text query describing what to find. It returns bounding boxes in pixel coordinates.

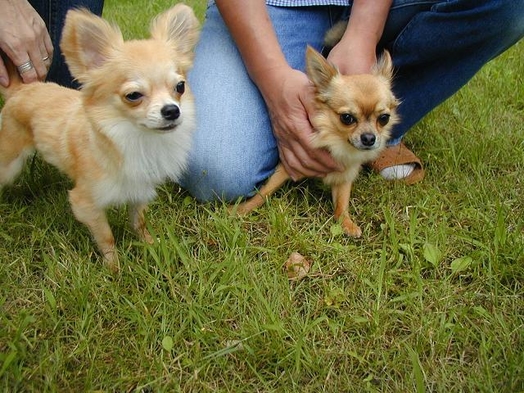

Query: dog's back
[0,61,85,182]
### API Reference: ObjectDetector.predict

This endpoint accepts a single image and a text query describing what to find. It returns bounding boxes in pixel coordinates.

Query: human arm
[215,0,339,180]
[327,0,392,74]
[0,0,53,87]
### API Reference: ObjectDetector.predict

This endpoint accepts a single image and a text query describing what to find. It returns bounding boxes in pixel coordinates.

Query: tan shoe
[368,142,425,184]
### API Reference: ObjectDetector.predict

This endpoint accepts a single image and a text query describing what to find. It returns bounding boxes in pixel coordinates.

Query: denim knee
[183,155,276,203]
[386,0,524,141]
[492,0,524,46]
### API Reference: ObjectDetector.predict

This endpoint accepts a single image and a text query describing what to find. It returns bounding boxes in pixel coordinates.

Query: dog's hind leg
[0,114,35,188]
[129,203,154,244]
[68,186,119,272]
[233,163,290,215]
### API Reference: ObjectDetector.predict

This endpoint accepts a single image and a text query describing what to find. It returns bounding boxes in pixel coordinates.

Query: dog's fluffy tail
[0,53,23,100]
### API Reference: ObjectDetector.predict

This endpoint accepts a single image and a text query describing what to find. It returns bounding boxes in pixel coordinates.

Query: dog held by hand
[0,5,200,270]
[234,46,399,238]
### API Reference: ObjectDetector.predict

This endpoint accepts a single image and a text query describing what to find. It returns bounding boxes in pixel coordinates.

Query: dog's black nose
[360,133,376,147]
[161,104,180,121]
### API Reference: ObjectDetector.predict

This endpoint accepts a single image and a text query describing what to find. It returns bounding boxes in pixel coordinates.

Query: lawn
[1,1,523,391]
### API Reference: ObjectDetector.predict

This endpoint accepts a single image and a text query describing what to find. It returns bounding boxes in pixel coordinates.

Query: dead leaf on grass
[284,252,311,281]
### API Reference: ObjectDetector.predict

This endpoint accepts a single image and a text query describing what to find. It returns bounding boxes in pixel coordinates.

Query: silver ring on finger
[17,60,34,74]
[42,55,50,62]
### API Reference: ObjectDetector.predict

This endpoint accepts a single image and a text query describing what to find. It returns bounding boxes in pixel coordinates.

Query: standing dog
[235,46,399,237]
[0,5,200,270]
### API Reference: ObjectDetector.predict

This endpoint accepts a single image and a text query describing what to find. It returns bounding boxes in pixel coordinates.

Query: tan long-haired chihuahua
[235,46,399,238]
[0,5,200,270]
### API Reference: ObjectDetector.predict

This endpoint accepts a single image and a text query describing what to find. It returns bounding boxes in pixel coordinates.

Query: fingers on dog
[12,41,52,83]
[42,32,54,65]
[16,58,38,83]
[280,144,321,181]
[11,52,40,83]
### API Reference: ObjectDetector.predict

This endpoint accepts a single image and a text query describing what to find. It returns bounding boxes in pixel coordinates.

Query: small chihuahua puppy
[235,46,399,237]
[0,5,200,270]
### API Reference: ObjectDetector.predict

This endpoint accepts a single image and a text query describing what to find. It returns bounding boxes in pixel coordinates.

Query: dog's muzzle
[161,104,180,121]
[360,133,377,148]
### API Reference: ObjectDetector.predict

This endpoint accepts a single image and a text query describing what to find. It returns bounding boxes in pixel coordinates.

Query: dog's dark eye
[340,113,357,126]
[378,114,390,126]
[125,92,143,102]
[176,81,185,95]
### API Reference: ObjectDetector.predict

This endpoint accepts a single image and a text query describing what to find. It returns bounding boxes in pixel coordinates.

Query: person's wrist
[251,63,292,101]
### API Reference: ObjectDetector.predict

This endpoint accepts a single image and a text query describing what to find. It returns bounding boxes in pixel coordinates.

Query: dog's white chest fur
[94,116,194,207]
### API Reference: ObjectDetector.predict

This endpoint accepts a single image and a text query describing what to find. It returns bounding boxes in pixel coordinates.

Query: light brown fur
[0,5,200,271]
[234,46,399,237]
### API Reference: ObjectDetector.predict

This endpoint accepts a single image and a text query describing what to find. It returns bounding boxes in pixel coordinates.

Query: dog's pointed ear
[305,45,338,92]
[372,50,394,81]
[60,8,123,82]
[150,4,200,60]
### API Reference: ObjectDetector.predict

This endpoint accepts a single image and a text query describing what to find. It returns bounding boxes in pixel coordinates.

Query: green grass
[1,2,523,391]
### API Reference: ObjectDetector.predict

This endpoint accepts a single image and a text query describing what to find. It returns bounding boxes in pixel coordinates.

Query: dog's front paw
[341,217,362,238]
[140,229,155,245]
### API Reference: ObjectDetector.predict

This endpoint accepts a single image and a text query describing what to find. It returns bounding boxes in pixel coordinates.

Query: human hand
[262,66,341,181]
[327,38,377,76]
[0,0,53,87]
[326,0,391,76]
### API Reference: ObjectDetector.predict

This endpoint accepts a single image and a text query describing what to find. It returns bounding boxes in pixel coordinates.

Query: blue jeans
[183,0,524,202]
[29,0,104,88]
